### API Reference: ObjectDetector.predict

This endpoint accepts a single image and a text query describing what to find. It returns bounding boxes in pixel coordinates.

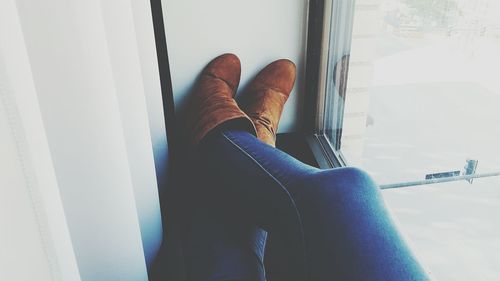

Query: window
[307,0,500,279]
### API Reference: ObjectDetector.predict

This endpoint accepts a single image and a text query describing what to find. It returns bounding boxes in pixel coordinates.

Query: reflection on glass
[334,0,500,280]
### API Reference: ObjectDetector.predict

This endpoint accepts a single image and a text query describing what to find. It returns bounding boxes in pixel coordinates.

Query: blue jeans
[186,128,429,281]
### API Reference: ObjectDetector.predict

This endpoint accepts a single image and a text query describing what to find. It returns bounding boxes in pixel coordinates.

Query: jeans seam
[221,132,299,214]
[222,133,295,185]
[220,131,308,279]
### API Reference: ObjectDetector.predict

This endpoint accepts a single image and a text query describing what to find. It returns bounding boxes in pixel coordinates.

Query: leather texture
[239,59,296,147]
[185,53,256,145]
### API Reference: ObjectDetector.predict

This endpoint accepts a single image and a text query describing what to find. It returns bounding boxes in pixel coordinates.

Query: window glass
[327,0,500,279]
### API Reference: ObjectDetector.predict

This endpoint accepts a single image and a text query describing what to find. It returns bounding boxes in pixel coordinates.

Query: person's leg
[186,201,267,281]
[181,53,264,281]
[197,128,429,281]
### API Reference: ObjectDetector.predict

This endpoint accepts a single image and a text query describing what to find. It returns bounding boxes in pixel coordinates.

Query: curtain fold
[0,0,164,280]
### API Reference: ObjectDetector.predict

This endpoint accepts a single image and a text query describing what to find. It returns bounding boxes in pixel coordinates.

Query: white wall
[163,0,309,133]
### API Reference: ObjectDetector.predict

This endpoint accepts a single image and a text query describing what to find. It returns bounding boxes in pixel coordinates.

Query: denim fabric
[186,129,429,281]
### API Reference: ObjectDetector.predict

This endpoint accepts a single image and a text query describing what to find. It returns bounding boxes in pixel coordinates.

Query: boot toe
[252,59,296,95]
[203,53,241,91]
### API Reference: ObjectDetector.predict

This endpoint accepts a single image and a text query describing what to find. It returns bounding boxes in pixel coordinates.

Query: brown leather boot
[239,59,296,147]
[185,53,256,146]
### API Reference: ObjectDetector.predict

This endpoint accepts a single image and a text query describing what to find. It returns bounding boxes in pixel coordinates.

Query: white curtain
[0,0,165,280]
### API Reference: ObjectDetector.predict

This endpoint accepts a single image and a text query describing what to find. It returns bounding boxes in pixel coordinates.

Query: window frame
[304,0,355,169]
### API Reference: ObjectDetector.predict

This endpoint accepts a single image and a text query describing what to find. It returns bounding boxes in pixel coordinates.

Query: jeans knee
[299,167,378,199]
[338,167,373,184]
